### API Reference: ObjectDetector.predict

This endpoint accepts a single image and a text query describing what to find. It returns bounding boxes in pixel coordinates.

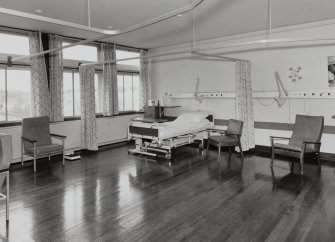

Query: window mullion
[122,75,125,112]
[5,67,8,122]
[72,71,75,116]
[131,74,135,111]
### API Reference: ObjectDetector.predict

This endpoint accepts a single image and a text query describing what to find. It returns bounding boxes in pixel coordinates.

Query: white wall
[150,19,335,153]
[0,114,142,163]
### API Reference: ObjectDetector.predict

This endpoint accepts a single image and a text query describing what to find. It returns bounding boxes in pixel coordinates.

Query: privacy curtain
[99,43,118,116]
[79,65,98,151]
[29,32,51,118]
[139,50,150,110]
[236,60,255,151]
[49,34,64,121]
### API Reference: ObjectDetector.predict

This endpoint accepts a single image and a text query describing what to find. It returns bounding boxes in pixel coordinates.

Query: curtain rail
[7,0,205,62]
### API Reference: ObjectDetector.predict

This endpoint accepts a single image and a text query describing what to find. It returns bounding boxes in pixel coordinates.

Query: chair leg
[63,152,65,167]
[290,162,294,173]
[206,139,210,157]
[33,153,36,173]
[317,153,321,167]
[217,145,221,164]
[228,147,232,162]
[271,146,275,167]
[6,171,9,221]
[238,142,244,160]
[300,153,304,175]
[21,141,24,166]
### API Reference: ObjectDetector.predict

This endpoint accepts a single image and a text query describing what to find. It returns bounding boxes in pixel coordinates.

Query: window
[0,32,29,56]
[117,73,140,112]
[62,42,98,62]
[116,49,140,67]
[63,71,80,117]
[63,70,101,117]
[0,67,31,122]
[62,39,141,117]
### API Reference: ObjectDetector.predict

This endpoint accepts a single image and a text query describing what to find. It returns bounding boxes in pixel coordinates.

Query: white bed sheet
[130,119,213,140]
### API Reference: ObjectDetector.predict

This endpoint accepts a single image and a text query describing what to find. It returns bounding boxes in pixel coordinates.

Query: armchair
[207,119,244,163]
[21,117,66,172]
[0,133,11,221]
[270,115,324,175]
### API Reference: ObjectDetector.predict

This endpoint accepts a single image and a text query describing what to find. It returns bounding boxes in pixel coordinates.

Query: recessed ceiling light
[176,14,183,17]
[35,9,43,14]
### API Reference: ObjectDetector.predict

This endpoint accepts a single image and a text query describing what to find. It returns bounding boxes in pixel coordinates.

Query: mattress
[130,119,213,140]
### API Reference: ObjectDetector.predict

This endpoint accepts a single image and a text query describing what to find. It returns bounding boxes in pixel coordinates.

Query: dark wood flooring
[0,143,334,241]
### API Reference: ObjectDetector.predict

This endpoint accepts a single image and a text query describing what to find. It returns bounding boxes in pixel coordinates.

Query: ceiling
[0,0,335,49]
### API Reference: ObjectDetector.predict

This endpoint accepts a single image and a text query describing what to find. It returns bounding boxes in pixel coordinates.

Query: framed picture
[288,66,302,82]
[328,56,335,87]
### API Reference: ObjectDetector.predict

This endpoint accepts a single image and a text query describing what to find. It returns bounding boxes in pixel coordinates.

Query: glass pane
[63,42,98,62]
[74,73,81,116]
[116,50,140,67]
[133,75,140,111]
[63,72,74,117]
[0,69,5,121]
[7,69,31,121]
[0,33,29,56]
[124,75,133,111]
[117,75,124,112]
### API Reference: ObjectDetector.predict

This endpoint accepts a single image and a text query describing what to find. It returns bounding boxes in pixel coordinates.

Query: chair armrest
[303,141,321,145]
[21,136,36,143]
[270,136,290,140]
[0,168,9,173]
[50,133,67,140]
[207,128,227,135]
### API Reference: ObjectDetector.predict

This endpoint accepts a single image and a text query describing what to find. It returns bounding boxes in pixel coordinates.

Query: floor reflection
[0,144,334,241]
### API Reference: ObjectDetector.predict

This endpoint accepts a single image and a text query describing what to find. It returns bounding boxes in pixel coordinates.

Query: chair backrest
[22,116,52,149]
[227,119,244,136]
[289,115,324,146]
[0,133,12,188]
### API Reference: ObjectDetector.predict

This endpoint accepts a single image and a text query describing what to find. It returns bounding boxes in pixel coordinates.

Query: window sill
[0,121,22,128]
[0,112,144,128]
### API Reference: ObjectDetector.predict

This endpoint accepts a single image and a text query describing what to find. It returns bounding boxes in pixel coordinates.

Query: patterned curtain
[79,65,98,151]
[29,32,51,118]
[99,43,118,116]
[236,60,255,151]
[139,50,150,110]
[49,34,64,122]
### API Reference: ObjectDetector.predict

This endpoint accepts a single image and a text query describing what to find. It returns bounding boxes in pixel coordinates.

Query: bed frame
[128,115,213,159]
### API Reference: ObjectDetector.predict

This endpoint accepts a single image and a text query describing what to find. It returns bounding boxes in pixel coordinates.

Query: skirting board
[12,138,129,164]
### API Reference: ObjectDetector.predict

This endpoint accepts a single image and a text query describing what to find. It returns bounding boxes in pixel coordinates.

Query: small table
[131,117,168,123]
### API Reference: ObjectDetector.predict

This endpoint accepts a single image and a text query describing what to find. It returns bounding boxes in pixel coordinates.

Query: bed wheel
[165,153,171,159]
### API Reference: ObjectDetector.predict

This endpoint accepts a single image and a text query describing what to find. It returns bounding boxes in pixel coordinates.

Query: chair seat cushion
[25,144,63,155]
[209,135,238,147]
[274,143,316,153]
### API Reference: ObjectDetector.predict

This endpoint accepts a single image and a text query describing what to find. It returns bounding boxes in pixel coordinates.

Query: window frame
[0,65,32,123]
[117,71,141,113]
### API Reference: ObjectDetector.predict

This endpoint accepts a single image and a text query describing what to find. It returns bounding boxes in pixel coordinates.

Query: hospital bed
[128,112,214,159]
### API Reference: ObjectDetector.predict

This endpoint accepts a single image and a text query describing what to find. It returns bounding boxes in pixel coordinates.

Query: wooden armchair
[270,115,324,175]
[21,117,66,172]
[207,119,244,164]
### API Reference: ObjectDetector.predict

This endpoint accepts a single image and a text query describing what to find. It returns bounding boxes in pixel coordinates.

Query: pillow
[175,111,209,123]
